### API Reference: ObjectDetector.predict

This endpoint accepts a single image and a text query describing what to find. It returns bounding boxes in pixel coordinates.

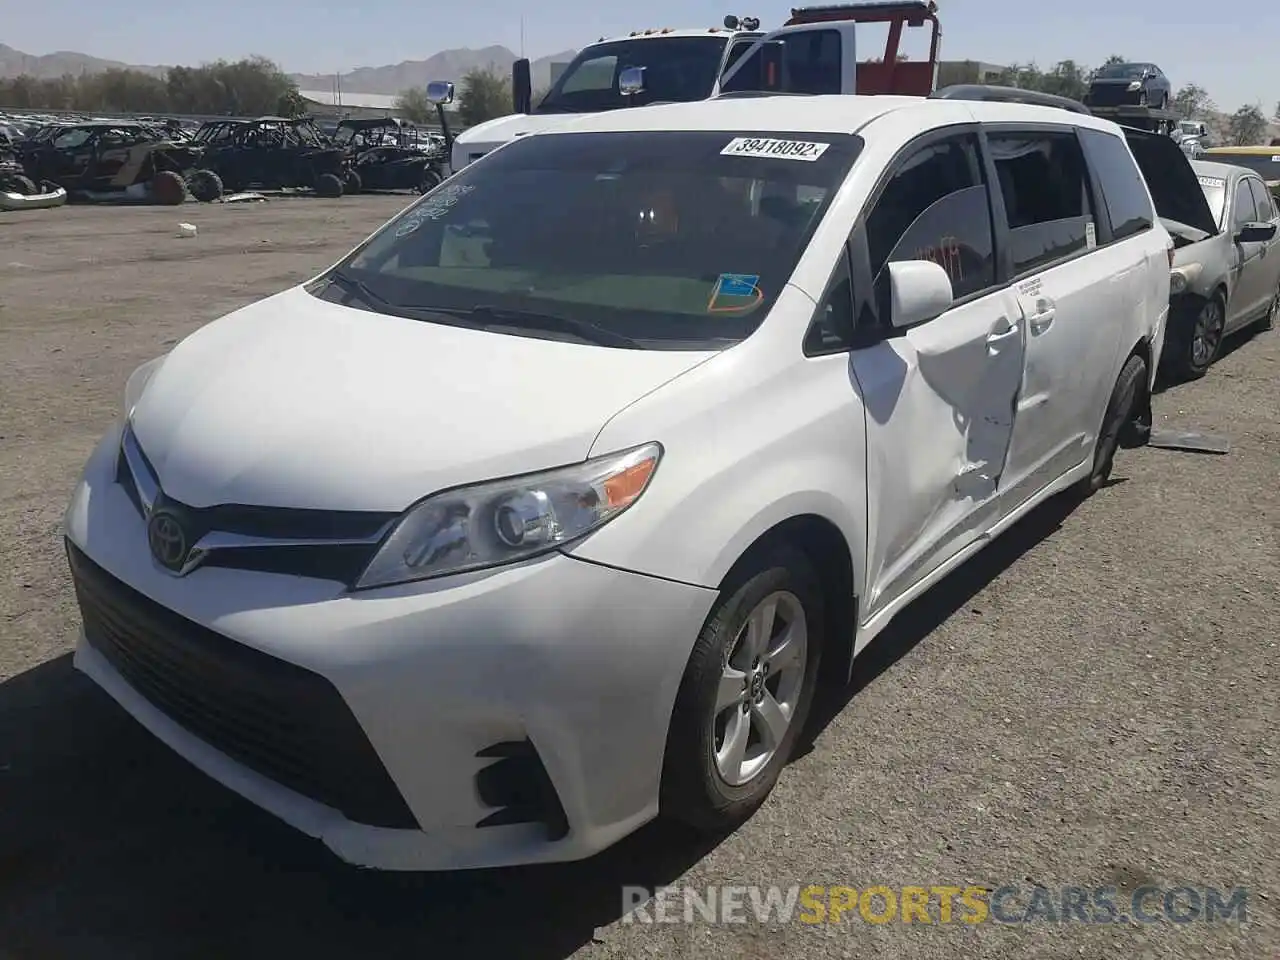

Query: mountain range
[0,42,578,94]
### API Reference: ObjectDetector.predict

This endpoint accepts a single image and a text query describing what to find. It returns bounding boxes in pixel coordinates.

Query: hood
[451,113,575,167]
[129,286,714,512]
[1123,127,1220,236]
[1161,217,1213,252]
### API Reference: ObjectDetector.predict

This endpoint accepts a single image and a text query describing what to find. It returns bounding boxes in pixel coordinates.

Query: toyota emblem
[147,511,188,571]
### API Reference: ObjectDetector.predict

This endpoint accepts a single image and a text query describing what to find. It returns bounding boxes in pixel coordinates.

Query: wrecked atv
[331,117,447,193]
[14,121,223,204]
[193,117,351,197]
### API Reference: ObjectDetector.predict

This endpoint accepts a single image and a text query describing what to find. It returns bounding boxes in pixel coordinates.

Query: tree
[394,87,434,123]
[1273,100,1280,125]
[277,88,308,117]
[1228,103,1267,145]
[530,87,549,109]
[1172,83,1215,120]
[0,56,300,116]
[1040,60,1088,100]
[458,68,510,126]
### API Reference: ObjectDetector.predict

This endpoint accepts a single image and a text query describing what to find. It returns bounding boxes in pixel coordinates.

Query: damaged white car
[66,93,1169,871]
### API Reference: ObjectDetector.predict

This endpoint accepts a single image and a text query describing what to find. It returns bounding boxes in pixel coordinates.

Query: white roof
[298,90,400,110]
[543,94,1123,138]
[590,27,745,45]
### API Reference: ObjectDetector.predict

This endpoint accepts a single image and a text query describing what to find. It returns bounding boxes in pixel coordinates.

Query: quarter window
[866,134,996,304]
[989,131,1095,274]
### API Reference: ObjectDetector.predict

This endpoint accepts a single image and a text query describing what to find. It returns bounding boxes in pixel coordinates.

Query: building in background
[297,89,402,119]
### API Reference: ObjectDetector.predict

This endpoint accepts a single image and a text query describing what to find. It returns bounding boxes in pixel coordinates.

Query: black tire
[186,168,223,203]
[5,174,37,195]
[419,167,443,193]
[1258,281,1278,332]
[314,172,344,198]
[660,545,824,832]
[1079,352,1147,497]
[344,169,362,194]
[1170,293,1226,381]
[149,169,187,205]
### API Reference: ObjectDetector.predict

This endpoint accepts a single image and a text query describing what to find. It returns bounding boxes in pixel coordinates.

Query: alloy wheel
[1191,298,1224,368]
[711,591,808,787]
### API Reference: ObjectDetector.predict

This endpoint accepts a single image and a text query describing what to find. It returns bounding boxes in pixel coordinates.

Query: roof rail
[929,84,1092,115]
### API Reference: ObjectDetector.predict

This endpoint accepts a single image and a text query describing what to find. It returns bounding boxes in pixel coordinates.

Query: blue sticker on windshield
[716,274,760,297]
[708,273,762,313]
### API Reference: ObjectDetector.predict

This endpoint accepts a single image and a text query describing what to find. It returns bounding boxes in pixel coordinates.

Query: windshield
[1094,63,1147,79]
[318,130,862,349]
[1206,153,1280,182]
[1197,174,1228,228]
[1179,121,1202,136]
[536,36,729,112]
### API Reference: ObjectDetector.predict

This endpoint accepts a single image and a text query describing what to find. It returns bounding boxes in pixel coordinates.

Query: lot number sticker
[721,137,831,161]
[1197,176,1226,188]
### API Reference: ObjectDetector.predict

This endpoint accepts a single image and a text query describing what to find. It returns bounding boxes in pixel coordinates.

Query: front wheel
[1258,281,1278,331]
[660,546,824,832]
[313,172,344,198]
[1173,294,1226,381]
[419,167,443,193]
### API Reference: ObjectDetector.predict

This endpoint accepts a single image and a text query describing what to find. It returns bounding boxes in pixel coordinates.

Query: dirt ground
[0,198,1276,960]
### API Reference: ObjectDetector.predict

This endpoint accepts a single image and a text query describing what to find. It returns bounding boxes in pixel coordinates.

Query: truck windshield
[535,36,729,112]
[320,130,863,349]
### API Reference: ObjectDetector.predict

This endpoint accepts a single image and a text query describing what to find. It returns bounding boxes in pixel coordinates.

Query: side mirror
[887,260,954,328]
[1235,221,1277,244]
[425,81,455,105]
[619,66,646,98]
[512,59,532,114]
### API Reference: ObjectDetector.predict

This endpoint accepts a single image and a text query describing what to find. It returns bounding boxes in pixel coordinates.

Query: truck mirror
[512,59,532,114]
[425,81,455,104]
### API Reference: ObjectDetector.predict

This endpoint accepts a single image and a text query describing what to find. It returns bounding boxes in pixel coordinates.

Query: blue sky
[7,0,1274,111]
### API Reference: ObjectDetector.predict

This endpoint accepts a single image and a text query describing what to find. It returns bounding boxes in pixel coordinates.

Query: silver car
[1162,160,1280,379]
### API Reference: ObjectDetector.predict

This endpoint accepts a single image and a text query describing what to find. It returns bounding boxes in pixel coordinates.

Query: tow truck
[431,1,942,174]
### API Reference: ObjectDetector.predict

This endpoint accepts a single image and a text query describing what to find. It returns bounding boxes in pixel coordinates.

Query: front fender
[566,334,868,595]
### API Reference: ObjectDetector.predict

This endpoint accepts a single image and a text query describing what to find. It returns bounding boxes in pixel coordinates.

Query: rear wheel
[314,172,343,198]
[1078,353,1147,497]
[186,169,223,202]
[660,545,824,832]
[149,170,187,205]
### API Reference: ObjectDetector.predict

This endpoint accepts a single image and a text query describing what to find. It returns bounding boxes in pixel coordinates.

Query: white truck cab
[440,1,941,174]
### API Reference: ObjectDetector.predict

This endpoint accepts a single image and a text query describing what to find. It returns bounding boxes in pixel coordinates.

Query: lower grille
[68,540,419,830]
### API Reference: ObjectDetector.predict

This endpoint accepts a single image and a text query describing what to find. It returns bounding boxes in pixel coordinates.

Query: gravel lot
[0,198,1276,959]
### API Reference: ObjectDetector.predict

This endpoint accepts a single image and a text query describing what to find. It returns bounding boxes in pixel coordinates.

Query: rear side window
[1078,128,1155,241]
[1247,178,1276,221]
[989,131,1096,275]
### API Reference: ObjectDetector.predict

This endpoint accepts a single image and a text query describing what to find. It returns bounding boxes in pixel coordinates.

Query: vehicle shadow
[799,486,1082,746]
[0,489,1083,959]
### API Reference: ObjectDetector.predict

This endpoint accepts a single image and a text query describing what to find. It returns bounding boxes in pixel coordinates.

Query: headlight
[355,442,662,589]
[1128,80,1142,91]
[1170,263,1202,295]
[122,355,167,419]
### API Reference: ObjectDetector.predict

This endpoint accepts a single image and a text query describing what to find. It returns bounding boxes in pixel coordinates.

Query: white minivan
[65,92,1173,872]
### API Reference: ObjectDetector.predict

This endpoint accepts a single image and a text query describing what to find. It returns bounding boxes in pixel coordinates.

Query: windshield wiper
[468,304,643,348]
[327,269,392,309]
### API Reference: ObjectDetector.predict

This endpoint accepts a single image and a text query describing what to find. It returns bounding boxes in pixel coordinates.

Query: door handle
[1028,307,1056,333]
[986,319,1019,350]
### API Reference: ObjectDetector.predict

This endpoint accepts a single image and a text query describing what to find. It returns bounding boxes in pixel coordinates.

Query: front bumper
[65,425,718,870]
